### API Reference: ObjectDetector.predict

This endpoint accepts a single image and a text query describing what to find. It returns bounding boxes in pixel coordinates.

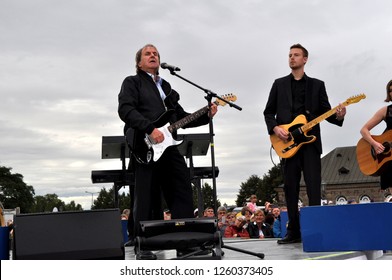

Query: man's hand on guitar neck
[273,126,290,141]
[208,103,218,118]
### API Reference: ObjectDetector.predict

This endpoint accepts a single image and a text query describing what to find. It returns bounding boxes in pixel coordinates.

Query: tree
[93,187,114,209]
[93,186,131,211]
[118,190,131,212]
[0,166,35,213]
[192,181,221,211]
[63,200,83,211]
[1,165,83,213]
[236,174,263,207]
[31,194,65,213]
[31,194,84,213]
[236,163,283,207]
[258,163,283,204]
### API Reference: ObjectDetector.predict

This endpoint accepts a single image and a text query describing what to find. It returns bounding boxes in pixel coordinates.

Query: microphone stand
[165,68,241,214]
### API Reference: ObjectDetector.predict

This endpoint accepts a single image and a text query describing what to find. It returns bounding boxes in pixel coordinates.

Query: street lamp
[85,191,99,209]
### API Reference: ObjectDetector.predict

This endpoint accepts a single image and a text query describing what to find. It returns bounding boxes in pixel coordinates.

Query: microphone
[160,62,181,71]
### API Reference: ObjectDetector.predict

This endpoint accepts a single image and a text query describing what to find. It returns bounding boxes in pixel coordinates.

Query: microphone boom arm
[165,70,242,111]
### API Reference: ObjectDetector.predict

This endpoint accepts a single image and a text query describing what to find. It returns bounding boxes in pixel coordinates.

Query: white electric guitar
[127,94,236,164]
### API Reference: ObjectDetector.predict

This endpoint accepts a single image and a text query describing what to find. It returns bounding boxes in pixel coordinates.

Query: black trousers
[282,144,321,237]
[380,162,392,190]
[132,146,194,238]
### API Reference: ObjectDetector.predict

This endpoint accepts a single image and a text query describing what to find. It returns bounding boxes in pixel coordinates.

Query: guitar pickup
[144,135,153,148]
[282,143,298,153]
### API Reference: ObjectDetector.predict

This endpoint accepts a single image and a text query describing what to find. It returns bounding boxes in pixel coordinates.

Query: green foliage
[235,163,283,207]
[93,186,131,211]
[192,181,221,211]
[93,187,114,209]
[236,174,262,206]
[0,166,35,212]
[260,163,283,203]
[1,165,82,213]
[118,190,131,212]
[31,194,62,213]
[31,194,83,213]
[63,200,83,211]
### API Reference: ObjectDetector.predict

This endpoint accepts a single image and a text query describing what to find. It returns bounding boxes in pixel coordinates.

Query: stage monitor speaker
[13,209,124,260]
[135,218,222,259]
[140,217,218,238]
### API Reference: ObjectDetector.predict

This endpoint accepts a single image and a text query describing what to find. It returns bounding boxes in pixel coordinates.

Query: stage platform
[124,238,392,260]
[5,238,392,260]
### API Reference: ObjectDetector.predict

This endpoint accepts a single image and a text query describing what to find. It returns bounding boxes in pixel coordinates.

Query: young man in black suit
[263,44,346,244]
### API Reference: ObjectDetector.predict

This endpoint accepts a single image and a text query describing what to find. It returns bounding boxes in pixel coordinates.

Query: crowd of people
[218,200,285,239]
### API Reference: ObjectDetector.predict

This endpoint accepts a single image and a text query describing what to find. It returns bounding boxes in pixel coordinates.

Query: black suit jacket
[263,74,343,154]
[118,70,210,137]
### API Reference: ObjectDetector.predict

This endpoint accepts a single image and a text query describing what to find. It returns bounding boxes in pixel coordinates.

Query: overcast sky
[1,0,392,210]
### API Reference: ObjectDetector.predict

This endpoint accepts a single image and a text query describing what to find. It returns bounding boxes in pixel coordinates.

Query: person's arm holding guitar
[360,106,387,155]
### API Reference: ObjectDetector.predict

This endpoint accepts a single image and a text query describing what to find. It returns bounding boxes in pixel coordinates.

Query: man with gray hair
[118,44,218,259]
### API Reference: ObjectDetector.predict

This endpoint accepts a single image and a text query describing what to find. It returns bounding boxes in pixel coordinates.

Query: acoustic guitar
[270,94,366,158]
[356,129,392,176]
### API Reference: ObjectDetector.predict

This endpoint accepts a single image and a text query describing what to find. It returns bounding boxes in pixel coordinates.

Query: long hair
[385,79,392,102]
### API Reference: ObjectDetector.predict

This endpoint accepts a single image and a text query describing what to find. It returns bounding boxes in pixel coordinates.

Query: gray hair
[135,43,160,73]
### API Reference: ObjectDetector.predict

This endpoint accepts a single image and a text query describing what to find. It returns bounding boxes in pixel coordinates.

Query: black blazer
[263,74,343,154]
[118,70,210,136]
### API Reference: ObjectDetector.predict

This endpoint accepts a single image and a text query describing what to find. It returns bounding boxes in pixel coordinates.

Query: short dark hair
[290,43,308,58]
[135,44,160,73]
[385,79,392,102]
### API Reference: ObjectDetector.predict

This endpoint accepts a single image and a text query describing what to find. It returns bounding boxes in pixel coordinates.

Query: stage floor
[125,238,392,260]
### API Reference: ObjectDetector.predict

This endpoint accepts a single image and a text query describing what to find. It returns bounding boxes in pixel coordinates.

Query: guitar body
[127,110,182,164]
[270,114,316,158]
[356,130,392,176]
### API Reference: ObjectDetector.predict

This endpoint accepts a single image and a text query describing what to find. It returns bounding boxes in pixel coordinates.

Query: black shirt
[291,74,306,117]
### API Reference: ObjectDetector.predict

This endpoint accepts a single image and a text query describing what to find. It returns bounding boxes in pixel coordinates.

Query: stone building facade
[275,146,392,205]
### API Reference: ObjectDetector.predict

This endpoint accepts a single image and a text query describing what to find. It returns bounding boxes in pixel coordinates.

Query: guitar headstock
[215,93,237,106]
[345,93,366,105]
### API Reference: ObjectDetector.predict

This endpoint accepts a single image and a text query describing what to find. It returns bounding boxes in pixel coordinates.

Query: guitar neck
[301,101,349,132]
[168,103,215,133]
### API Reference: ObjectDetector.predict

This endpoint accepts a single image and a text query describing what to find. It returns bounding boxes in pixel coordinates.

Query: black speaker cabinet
[135,218,223,259]
[13,209,124,260]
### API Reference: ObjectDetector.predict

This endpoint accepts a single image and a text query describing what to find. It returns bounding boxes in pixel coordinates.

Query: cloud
[1,0,392,210]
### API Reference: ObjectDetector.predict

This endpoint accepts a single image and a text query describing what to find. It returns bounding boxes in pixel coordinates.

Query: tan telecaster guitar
[270,94,366,158]
[356,129,392,176]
